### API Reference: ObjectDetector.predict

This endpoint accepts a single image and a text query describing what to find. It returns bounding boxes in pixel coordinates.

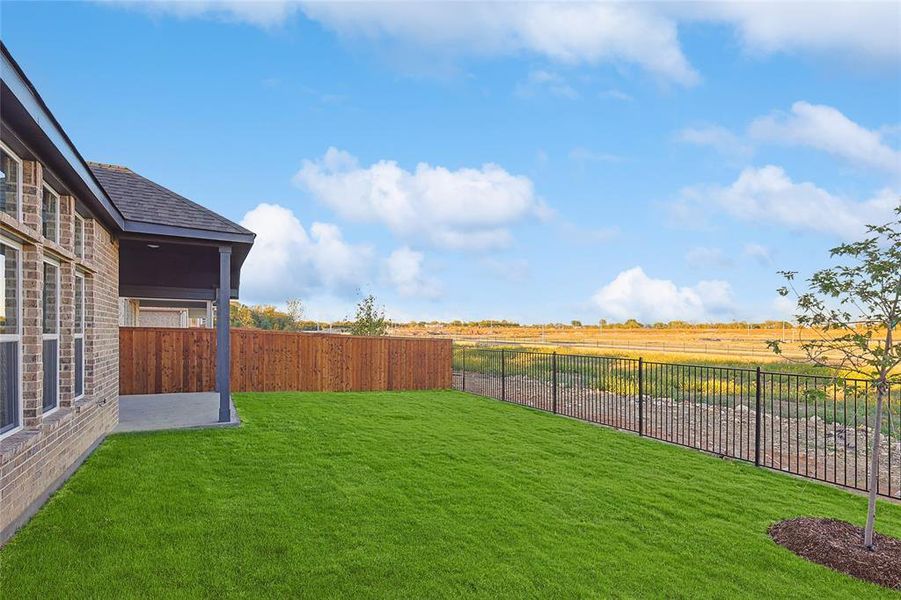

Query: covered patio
[116,392,239,432]
[88,162,255,424]
[117,235,248,423]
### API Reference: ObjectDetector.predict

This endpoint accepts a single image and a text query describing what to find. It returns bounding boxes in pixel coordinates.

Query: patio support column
[216,245,232,422]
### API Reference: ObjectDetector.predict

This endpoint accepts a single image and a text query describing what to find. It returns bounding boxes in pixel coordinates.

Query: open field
[394,324,831,363]
[3,391,901,598]
[456,342,834,375]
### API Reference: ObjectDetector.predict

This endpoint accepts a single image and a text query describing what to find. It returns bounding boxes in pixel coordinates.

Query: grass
[2,390,900,598]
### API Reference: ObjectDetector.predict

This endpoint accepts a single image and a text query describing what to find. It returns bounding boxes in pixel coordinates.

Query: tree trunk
[863,383,885,550]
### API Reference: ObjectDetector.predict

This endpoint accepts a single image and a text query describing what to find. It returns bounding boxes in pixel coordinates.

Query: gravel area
[455,372,901,498]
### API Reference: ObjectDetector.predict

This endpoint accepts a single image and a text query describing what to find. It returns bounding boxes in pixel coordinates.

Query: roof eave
[122,220,256,245]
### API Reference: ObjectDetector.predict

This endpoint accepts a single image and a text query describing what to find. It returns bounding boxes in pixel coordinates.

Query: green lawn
[2,390,899,598]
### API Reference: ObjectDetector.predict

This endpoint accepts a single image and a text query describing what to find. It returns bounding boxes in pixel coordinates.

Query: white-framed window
[42,184,60,244]
[0,141,22,222]
[42,259,60,415]
[74,213,85,259]
[74,273,85,400]
[1,237,22,438]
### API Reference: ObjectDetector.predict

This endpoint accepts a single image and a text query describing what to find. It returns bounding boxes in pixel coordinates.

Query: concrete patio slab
[115,392,240,433]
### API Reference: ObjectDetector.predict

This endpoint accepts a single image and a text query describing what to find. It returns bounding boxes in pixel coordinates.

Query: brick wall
[0,157,120,541]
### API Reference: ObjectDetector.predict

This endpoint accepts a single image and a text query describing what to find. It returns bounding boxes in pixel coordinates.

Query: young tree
[350,294,388,337]
[285,298,304,330]
[769,204,901,550]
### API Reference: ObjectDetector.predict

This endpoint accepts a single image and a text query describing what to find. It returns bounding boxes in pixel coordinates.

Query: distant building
[119,298,213,328]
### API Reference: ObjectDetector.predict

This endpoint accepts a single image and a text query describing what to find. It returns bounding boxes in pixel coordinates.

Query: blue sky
[3,1,899,323]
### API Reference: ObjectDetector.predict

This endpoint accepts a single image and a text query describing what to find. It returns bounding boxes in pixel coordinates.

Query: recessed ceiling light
[147,244,160,249]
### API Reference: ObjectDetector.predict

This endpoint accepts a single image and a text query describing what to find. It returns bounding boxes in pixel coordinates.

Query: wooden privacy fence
[119,327,453,395]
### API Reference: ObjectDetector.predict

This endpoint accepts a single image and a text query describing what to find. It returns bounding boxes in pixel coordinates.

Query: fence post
[552,352,558,414]
[638,357,644,436]
[754,366,762,467]
[462,346,466,391]
[501,349,506,401]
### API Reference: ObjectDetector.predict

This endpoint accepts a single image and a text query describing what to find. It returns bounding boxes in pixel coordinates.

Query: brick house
[0,44,254,541]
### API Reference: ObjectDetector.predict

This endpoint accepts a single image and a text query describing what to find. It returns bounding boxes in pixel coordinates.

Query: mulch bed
[769,517,901,590]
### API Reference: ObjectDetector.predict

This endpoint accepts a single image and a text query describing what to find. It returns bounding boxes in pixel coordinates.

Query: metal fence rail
[453,347,900,499]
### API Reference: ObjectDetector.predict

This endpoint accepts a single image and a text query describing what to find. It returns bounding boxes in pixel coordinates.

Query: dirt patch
[769,517,901,590]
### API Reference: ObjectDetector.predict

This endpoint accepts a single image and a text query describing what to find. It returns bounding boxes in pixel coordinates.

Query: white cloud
[516,69,579,99]
[748,101,901,174]
[677,125,753,159]
[239,203,373,302]
[678,102,900,174]
[104,2,899,82]
[592,267,735,323]
[293,147,546,250]
[383,247,442,299]
[743,243,772,266]
[675,166,898,239]
[693,2,901,66]
[301,2,699,85]
[685,246,733,269]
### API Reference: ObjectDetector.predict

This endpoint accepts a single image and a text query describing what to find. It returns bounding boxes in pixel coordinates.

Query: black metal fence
[454,347,900,499]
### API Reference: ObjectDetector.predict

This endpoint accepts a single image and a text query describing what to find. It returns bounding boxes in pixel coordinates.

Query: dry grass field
[394,324,816,364]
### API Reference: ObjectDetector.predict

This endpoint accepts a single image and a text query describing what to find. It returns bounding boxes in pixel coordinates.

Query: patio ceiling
[119,235,250,301]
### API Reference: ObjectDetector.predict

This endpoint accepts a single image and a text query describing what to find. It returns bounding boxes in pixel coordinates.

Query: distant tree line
[229,295,390,337]
[228,300,803,334]
[230,299,320,331]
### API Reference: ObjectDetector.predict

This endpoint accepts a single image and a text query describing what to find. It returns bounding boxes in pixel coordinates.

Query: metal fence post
[638,357,644,436]
[552,352,558,414]
[754,366,762,467]
[462,347,466,391]
[501,349,506,401]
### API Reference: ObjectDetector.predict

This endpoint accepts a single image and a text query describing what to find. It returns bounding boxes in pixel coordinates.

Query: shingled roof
[88,162,253,237]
